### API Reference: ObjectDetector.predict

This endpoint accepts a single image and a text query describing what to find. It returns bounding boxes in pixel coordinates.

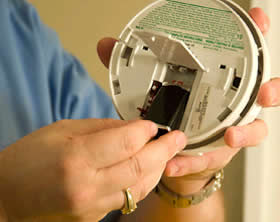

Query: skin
[0,6,275,222]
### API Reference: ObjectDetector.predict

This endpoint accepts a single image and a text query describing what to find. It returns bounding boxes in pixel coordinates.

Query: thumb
[97,37,118,69]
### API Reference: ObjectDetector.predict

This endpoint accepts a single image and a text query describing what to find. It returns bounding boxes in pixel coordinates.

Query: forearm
[119,190,224,222]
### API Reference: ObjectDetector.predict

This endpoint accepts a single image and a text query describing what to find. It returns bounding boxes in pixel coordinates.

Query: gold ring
[121,188,137,215]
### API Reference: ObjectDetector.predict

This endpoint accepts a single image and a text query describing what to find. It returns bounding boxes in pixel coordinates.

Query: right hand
[0,119,187,221]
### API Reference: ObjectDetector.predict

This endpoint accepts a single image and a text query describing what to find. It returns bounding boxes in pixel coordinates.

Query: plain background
[31,1,252,222]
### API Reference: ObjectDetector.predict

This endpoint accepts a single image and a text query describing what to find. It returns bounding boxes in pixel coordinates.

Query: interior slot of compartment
[218,107,232,122]
[220,64,227,69]
[122,46,133,66]
[142,46,149,51]
[166,63,197,90]
[231,68,242,91]
[137,81,162,118]
[144,85,190,131]
[112,79,121,95]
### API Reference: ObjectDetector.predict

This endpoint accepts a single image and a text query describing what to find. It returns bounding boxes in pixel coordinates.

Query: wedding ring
[121,188,137,215]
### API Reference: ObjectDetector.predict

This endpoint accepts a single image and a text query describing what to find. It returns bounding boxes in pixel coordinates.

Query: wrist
[161,175,213,196]
[156,170,224,208]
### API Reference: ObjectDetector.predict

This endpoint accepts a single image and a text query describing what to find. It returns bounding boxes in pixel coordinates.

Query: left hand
[96,7,272,195]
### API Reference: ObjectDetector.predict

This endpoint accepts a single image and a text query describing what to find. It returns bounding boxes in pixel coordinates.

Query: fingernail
[232,129,246,148]
[150,123,158,136]
[176,132,187,147]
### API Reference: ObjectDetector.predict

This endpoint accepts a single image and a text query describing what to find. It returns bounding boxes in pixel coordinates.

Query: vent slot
[112,80,121,95]
[220,64,227,69]
[218,107,232,122]
[231,69,242,91]
[122,46,133,66]
[232,77,241,89]
[143,46,149,51]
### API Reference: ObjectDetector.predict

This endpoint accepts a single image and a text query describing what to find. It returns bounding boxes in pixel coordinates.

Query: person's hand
[0,119,187,221]
[97,7,272,194]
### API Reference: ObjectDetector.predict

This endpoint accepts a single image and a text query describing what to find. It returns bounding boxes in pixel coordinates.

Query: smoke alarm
[109,0,270,155]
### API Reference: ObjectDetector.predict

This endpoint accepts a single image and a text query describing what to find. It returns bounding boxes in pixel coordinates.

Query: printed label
[134,0,244,53]
[190,83,211,133]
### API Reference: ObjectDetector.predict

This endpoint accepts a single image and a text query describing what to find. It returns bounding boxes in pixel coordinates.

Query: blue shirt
[0,0,120,221]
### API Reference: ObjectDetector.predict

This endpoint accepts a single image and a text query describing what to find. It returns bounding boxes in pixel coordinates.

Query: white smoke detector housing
[109,0,270,155]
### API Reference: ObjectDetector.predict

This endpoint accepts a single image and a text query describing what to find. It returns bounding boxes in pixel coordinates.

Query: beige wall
[245,0,280,221]
[32,0,155,93]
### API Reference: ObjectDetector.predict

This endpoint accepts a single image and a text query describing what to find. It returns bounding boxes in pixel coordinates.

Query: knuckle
[159,138,175,160]
[67,189,91,215]
[64,135,85,150]
[164,131,184,154]
[59,152,90,181]
[133,120,154,136]
[59,154,80,179]
[71,136,85,149]
[56,136,88,177]
[129,156,143,180]
[140,120,155,134]
[58,156,94,215]
[121,120,154,155]
[122,129,138,155]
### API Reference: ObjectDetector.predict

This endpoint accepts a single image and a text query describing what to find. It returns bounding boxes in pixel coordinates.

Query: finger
[165,147,238,178]
[96,130,187,195]
[84,120,158,168]
[166,119,268,178]
[257,78,280,107]
[97,37,118,69]
[248,8,270,35]
[224,119,268,148]
[165,154,208,178]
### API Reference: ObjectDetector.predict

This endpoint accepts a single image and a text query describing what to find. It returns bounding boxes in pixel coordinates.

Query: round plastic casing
[109,0,270,155]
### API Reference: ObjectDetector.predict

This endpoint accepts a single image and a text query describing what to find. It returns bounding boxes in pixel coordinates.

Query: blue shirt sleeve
[0,0,119,148]
[20,1,120,122]
[49,49,119,121]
